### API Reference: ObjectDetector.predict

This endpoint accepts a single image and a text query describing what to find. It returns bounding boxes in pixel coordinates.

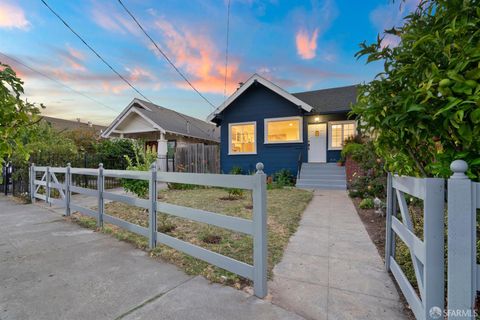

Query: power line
[40,0,153,103]
[0,52,118,113]
[117,0,216,110]
[224,0,231,98]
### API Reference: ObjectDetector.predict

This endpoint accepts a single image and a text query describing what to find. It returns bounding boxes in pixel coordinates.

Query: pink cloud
[152,19,246,95]
[90,2,139,35]
[295,28,319,60]
[0,1,30,30]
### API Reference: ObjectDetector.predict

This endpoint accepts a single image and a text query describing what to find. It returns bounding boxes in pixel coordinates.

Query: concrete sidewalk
[270,190,407,320]
[0,196,301,320]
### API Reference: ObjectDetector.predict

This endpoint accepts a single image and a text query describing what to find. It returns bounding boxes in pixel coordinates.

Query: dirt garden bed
[71,187,313,290]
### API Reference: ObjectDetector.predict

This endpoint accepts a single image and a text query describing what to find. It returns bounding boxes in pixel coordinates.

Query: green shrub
[121,141,157,198]
[341,142,364,161]
[229,166,243,175]
[225,167,244,199]
[359,198,374,209]
[167,182,199,190]
[273,169,294,187]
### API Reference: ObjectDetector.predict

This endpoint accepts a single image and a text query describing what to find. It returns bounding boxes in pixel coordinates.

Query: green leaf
[407,105,425,112]
[434,98,462,117]
[470,108,480,123]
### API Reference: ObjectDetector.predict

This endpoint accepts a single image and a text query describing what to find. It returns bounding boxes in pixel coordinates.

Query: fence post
[149,162,158,249]
[253,162,267,298]
[447,160,476,318]
[97,163,104,228]
[30,163,35,203]
[46,166,50,205]
[385,172,393,270]
[423,177,445,319]
[65,163,71,216]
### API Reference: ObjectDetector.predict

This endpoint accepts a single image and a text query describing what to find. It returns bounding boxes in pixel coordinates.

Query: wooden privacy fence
[174,144,219,173]
[30,162,268,298]
[386,160,480,320]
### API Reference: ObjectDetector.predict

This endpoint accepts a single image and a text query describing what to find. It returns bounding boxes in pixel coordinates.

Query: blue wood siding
[219,83,307,176]
[218,83,351,176]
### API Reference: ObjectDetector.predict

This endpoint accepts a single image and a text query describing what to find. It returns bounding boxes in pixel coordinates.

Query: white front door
[308,123,327,163]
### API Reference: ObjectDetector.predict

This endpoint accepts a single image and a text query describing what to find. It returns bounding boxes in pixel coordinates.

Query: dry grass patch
[71,187,313,289]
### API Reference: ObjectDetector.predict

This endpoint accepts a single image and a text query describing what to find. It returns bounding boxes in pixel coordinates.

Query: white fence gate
[386,160,480,320]
[30,162,268,298]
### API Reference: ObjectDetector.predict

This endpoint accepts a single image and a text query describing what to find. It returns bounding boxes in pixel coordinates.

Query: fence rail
[30,162,268,298]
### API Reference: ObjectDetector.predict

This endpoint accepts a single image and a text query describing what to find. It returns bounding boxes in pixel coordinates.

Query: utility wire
[0,52,118,113]
[223,0,231,99]
[117,0,216,110]
[40,0,153,103]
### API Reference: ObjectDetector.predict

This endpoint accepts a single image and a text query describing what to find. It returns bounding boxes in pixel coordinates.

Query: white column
[157,132,168,172]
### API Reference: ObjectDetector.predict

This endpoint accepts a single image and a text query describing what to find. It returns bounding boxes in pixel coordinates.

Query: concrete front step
[297,163,346,190]
[297,178,346,184]
[299,173,346,180]
[296,182,346,190]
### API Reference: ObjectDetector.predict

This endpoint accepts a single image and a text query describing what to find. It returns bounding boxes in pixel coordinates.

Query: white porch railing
[30,162,268,298]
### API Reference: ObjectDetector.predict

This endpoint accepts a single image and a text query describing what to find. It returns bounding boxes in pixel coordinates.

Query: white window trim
[264,116,303,144]
[228,121,257,155]
[328,120,356,150]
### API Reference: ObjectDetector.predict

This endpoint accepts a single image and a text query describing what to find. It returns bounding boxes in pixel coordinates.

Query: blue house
[207,74,357,182]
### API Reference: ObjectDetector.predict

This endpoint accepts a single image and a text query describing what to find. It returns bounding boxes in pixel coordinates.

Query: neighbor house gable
[101,99,163,138]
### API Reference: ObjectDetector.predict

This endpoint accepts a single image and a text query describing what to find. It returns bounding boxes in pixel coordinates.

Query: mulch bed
[351,197,415,320]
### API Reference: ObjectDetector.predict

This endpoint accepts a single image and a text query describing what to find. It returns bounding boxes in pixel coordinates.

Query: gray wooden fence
[30,162,267,298]
[447,160,479,319]
[386,160,480,320]
[174,144,219,173]
[385,173,445,320]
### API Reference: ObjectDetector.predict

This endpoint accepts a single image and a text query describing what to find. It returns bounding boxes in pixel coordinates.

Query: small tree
[0,62,43,162]
[352,0,480,179]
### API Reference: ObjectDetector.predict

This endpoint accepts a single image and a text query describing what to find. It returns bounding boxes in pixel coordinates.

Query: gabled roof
[293,85,358,114]
[207,74,314,122]
[102,98,219,142]
[42,116,106,133]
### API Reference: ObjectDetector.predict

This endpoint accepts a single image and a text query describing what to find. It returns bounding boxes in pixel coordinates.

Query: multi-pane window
[265,117,302,143]
[229,122,256,154]
[329,121,356,149]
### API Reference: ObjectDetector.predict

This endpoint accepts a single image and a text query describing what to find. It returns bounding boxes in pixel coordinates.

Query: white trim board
[207,74,313,122]
[102,98,156,138]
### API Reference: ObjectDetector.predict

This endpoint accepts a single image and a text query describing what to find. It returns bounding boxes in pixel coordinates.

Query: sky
[0,0,419,125]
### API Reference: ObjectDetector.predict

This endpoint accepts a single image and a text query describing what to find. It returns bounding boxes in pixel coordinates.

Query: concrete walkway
[0,196,301,320]
[269,190,407,320]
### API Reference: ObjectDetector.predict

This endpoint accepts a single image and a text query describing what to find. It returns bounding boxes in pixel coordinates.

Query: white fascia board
[101,98,153,138]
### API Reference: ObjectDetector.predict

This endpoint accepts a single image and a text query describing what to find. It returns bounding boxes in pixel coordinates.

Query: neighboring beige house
[101,98,219,170]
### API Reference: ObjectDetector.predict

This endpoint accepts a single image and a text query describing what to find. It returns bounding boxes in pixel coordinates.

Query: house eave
[207,74,314,122]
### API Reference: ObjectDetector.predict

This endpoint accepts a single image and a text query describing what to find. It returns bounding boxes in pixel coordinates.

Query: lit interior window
[330,122,356,149]
[266,118,301,143]
[331,124,343,148]
[230,123,256,154]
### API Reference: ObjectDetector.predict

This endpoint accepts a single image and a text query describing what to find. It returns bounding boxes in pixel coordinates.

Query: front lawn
[72,187,313,289]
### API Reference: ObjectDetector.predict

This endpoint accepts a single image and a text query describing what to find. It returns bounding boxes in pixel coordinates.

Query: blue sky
[0,0,418,125]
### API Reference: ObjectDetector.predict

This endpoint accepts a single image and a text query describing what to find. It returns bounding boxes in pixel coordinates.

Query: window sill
[264,140,303,144]
[228,152,257,156]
